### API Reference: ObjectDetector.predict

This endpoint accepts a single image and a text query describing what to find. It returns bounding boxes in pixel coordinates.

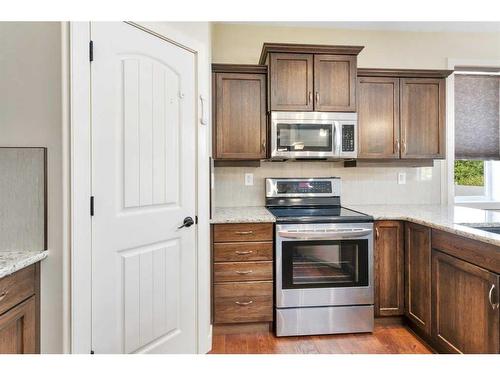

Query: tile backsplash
[212,161,442,207]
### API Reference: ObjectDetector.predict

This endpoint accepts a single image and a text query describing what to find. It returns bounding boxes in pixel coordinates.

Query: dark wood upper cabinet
[314,55,357,112]
[261,43,364,112]
[431,250,499,353]
[374,221,404,317]
[400,78,446,159]
[357,69,451,160]
[212,65,267,160]
[357,77,400,158]
[405,222,432,336]
[269,53,314,111]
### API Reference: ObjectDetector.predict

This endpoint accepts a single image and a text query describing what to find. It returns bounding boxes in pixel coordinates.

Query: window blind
[455,74,500,160]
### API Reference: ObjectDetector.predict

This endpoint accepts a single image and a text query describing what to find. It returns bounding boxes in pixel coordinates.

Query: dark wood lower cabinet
[212,223,274,326]
[0,296,36,354]
[0,263,40,354]
[404,222,432,336]
[374,221,404,316]
[431,250,499,353]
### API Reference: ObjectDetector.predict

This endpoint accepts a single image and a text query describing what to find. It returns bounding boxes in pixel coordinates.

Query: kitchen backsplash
[212,161,442,207]
[0,148,46,251]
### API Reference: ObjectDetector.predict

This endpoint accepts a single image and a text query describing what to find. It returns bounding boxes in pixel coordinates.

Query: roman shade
[455,74,500,160]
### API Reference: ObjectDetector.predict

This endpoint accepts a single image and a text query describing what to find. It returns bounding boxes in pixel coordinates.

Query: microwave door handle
[334,122,341,156]
[278,229,372,240]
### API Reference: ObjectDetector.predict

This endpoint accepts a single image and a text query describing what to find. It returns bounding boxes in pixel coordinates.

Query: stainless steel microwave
[270,111,358,160]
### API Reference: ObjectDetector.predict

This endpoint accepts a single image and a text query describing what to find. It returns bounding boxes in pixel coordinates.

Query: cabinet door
[400,78,445,159]
[432,250,499,353]
[374,221,404,316]
[214,73,267,160]
[405,222,432,335]
[270,53,313,111]
[357,77,400,158]
[0,296,36,354]
[314,55,356,112]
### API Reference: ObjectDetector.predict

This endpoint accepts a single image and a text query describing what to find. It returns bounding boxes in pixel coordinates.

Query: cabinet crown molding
[212,64,268,74]
[358,68,453,78]
[259,43,365,64]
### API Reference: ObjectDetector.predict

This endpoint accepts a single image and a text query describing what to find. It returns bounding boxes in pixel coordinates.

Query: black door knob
[178,216,194,229]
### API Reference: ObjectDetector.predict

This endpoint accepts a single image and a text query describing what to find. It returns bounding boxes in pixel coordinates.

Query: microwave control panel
[342,124,355,152]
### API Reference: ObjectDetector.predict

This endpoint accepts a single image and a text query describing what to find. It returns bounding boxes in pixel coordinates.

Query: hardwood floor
[209,321,432,354]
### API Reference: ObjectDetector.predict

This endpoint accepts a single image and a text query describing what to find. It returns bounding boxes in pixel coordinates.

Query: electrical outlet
[244,173,254,186]
[398,172,406,185]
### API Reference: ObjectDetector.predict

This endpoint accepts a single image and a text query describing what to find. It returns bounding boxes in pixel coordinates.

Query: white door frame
[69,21,211,354]
[442,58,500,206]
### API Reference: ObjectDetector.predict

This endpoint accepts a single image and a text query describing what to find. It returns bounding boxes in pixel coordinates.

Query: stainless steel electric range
[265,177,374,337]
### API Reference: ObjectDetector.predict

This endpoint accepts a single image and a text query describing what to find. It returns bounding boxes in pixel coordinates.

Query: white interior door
[91,22,197,354]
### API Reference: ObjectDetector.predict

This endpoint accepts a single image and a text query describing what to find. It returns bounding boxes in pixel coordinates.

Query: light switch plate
[244,173,254,186]
[398,172,406,185]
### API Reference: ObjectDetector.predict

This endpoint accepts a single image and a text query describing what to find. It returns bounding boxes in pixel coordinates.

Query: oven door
[271,118,336,159]
[275,222,373,308]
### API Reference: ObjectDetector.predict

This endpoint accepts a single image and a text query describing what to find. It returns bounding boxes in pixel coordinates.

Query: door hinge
[90,196,95,216]
[89,40,94,62]
[195,215,198,224]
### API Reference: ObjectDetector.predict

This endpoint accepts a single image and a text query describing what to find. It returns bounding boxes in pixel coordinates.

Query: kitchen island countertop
[0,250,48,279]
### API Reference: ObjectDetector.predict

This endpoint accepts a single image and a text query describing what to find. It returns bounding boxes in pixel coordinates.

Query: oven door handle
[278,229,372,240]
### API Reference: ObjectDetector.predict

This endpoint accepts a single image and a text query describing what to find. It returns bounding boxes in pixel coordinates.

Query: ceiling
[217,22,500,33]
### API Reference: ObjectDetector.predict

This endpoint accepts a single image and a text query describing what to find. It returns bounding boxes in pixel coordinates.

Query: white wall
[0,22,64,353]
[211,23,500,207]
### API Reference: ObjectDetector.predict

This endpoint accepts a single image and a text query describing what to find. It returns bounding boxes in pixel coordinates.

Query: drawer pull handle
[489,284,499,310]
[236,270,253,275]
[235,300,254,306]
[235,251,253,255]
[0,291,8,302]
[235,231,253,235]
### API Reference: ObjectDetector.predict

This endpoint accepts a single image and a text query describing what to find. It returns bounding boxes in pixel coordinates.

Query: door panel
[405,222,431,335]
[374,221,404,316]
[91,22,196,354]
[214,73,266,159]
[357,77,400,158]
[400,78,445,158]
[270,53,313,111]
[432,250,499,353]
[314,55,356,112]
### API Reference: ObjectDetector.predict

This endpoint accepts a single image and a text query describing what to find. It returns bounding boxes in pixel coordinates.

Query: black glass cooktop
[266,206,373,223]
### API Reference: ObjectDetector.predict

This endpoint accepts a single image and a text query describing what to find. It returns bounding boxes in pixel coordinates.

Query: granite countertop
[211,204,500,247]
[347,204,500,247]
[211,206,276,224]
[0,250,48,279]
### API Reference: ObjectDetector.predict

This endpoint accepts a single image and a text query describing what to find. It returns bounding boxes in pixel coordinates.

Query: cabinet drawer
[214,261,272,282]
[213,223,273,242]
[213,242,273,262]
[0,265,36,315]
[214,282,273,323]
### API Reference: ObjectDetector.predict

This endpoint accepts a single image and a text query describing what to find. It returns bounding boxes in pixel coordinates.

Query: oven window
[277,123,333,152]
[282,240,369,289]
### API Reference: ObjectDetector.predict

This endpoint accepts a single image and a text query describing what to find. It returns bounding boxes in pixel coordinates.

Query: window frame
[454,160,493,203]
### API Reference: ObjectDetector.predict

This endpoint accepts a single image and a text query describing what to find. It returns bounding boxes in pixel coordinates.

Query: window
[454,160,490,201]
[454,70,500,203]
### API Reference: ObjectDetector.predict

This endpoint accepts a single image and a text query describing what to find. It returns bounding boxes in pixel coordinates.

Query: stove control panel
[266,178,341,198]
